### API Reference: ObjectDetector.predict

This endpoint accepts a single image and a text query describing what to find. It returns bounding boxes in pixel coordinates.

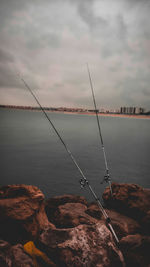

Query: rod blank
[18,74,119,243]
[87,64,113,196]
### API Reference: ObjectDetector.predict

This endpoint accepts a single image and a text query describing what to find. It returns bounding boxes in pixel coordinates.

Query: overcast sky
[0,0,150,109]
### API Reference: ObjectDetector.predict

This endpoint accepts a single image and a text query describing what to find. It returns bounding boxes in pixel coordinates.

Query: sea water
[0,108,150,200]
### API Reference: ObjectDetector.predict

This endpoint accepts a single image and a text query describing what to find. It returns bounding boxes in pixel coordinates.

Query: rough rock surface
[38,222,125,267]
[0,183,150,266]
[103,182,150,267]
[48,202,97,228]
[45,194,88,223]
[142,210,150,234]
[86,203,140,238]
[24,241,57,267]
[120,234,150,267]
[103,183,150,221]
[0,240,12,267]
[0,240,34,267]
[11,244,34,267]
[0,184,54,243]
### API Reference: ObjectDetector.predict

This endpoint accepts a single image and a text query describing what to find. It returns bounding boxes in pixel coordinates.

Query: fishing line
[18,74,119,243]
[87,64,113,196]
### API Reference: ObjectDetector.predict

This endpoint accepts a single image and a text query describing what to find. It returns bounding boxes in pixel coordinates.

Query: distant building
[99,108,105,113]
[135,107,145,114]
[120,107,145,114]
[88,109,99,113]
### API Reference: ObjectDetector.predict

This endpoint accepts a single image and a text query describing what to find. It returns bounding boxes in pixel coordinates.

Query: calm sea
[0,108,150,200]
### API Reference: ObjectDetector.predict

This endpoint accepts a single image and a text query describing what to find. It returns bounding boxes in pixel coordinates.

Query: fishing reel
[101,170,111,184]
[101,170,113,197]
[79,178,88,188]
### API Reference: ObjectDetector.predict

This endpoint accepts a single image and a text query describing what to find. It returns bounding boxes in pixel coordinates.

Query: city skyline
[1,104,148,115]
[0,0,150,109]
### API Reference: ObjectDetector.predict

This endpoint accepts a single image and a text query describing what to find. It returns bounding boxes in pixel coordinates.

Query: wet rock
[0,239,55,267]
[86,203,140,238]
[106,209,140,239]
[38,222,125,267]
[142,210,150,235]
[0,241,34,267]
[0,184,54,243]
[103,183,150,224]
[24,241,56,267]
[46,194,88,207]
[45,194,88,223]
[11,244,34,267]
[86,202,103,220]
[120,234,150,267]
[0,240,12,267]
[1,183,149,266]
[52,202,97,228]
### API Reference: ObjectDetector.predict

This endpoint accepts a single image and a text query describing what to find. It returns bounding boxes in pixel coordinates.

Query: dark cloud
[0,48,14,63]
[76,0,108,31]
[125,0,150,8]
[26,32,60,50]
[75,2,129,57]
[0,48,17,88]
[143,88,150,97]
[0,63,21,88]
[120,70,150,106]
[0,0,28,26]
[0,48,37,90]
[0,0,149,109]
[116,14,127,40]
[109,61,122,72]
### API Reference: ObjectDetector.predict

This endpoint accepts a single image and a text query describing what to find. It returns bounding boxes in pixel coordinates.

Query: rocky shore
[0,183,150,266]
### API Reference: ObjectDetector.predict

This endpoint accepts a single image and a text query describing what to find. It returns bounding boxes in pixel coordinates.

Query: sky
[0,0,150,110]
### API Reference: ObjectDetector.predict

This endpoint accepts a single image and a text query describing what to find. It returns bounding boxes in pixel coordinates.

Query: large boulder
[45,194,88,223]
[86,203,140,239]
[23,241,56,266]
[0,240,12,267]
[0,184,54,243]
[52,202,97,228]
[11,244,34,267]
[0,240,34,267]
[120,234,150,267]
[1,183,149,267]
[38,222,125,267]
[141,210,150,234]
[103,183,150,233]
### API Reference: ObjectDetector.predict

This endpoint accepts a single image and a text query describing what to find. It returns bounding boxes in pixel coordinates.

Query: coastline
[60,111,150,119]
[1,106,150,119]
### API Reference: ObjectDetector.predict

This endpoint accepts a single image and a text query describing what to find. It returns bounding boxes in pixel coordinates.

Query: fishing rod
[18,74,119,244]
[87,64,113,196]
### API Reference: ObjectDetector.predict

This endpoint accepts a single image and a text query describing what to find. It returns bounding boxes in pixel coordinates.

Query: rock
[0,184,54,243]
[24,241,56,266]
[0,240,56,267]
[1,183,149,266]
[52,202,97,228]
[38,222,125,267]
[0,241,34,267]
[11,244,34,267]
[86,203,140,239]
[46,194,88,207]
[106,209,140,239]
[45,194,88,223]
[0,240,12,267]
[142,210,150,235]
[86,202,103,220]
[103,183,150,224]
[120,234,150,267]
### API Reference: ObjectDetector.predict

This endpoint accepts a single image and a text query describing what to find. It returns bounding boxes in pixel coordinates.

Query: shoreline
[60,111,150,119]
[1,107,150,119]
